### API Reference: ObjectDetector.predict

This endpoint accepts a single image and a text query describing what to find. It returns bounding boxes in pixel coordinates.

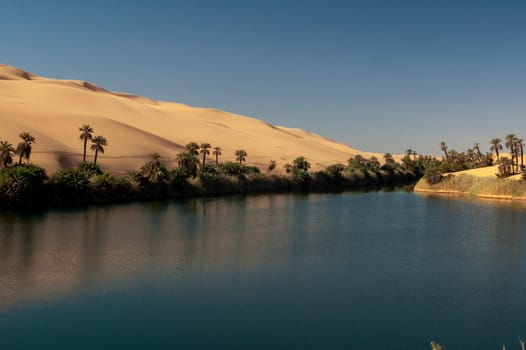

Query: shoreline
[0,165,421,211]
[414,175,526,202]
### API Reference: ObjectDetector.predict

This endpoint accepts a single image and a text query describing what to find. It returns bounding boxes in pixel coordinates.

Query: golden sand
[0,64,382,175]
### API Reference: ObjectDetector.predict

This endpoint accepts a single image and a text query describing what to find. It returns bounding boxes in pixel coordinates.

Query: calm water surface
[0,191,525,349]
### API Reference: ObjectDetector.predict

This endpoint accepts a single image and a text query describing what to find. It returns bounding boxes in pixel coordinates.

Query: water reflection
[0,192,526,349]
[1,192,526,313]
[0,194,327,309]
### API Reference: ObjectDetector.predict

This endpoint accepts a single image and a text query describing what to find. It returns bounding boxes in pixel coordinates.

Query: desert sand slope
[449,165,522,180]
[0,64,380,175]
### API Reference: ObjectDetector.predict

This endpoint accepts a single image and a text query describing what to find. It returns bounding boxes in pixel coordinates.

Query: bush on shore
[0,164,47,207]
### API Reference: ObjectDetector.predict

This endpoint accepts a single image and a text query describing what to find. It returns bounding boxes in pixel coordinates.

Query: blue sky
[1,0,525,155]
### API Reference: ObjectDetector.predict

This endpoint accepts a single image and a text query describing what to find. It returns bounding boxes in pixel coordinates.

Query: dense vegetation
[416,135,526,199]
[6,126,523,208]
[434,136,525,178]
[0,125,435,209]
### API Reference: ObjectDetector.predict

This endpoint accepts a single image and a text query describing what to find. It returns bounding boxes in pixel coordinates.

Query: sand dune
[0,64,381,175]
[449,164,522,180]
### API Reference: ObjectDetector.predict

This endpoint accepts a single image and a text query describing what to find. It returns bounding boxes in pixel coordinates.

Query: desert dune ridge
[0,64,382,175]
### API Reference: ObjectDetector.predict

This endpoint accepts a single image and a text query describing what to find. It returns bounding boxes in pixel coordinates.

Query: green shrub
[245,165,261,174]
[50,169,90,203]
[200,163,217,176]
[424,168,443,185]
[78,162,102,176]
[0,165,47,207]
[326,163,345,179]
[220,162,249,176]
[89,173,116,192]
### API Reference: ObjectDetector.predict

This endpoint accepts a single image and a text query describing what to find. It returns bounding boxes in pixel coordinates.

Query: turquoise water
[0,191,525,349]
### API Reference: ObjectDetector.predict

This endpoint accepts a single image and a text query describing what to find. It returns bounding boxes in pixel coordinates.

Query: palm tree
[200,143,211,167]
[91,135,107,165]
[212,146,222,167]
[0,141,15,168]
[411,150,417,161]
[490,138,502,160]
[16,132,36,165]
[176,151,199,177]
[498,157,513,178]
[383,152,395,166]
[185,142,200,156]
[141,153,167,182]
[235,149,247,164]
[505,134,516,172]
[466,149,475,163]
[405,149,413,158]
[517,138,524,170]
[79,124,94,162]
[368,156,381,172]
[440,142,448,160]
[473,143,482,162]
[293,156,311,171]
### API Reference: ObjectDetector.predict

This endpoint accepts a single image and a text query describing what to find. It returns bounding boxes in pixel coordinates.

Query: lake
[0,190,525,349]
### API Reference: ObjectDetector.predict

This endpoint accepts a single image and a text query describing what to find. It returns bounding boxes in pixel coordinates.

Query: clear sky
[1,0,525,155]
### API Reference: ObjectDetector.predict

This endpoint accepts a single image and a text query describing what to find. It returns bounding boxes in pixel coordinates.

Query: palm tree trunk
[215,154,219,167]
[512,145,516,173]
[496,148,500,160]
[521,144,524,169]
[202,154,206,168]
[18,154,23,165]
[94,149,99,165]
[83,138,87,162]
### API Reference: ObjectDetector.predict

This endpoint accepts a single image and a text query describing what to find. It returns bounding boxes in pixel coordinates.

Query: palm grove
[436,134,525,179]
[4,123,501,208]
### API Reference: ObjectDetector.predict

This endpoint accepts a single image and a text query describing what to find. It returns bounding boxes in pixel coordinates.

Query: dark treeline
[0,124,457,209]
[0,153,422,210]
[2,126,523,208]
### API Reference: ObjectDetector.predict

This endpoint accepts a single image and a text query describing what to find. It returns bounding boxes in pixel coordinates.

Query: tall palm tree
[79,124,94,162]
[16,132,36,165]
[212,146,222,167]
[411,150,417,161]
[405,149,413,158]
[440,142,448,160]
[185,142,200,156]
[0,141,15,168]
[466,149,475,163]
[91,135,107,165]
[517,138,524,170]
[235,149,247,164]
[473,143,482,162]
[490,138,502,160]
[200,143,211,167]
[505,134,516,172]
